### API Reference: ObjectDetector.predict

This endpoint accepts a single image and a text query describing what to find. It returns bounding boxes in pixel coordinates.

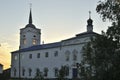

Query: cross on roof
[89,11,91,19]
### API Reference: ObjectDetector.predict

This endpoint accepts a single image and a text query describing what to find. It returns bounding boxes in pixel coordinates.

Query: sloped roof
[12,31,98,53]
[62,31,98,41]
[12,42,61,53]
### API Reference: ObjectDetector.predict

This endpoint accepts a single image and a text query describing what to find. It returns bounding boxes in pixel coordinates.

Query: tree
[34,69,44,80]
[96,1,120,79]
[79,33,117,80]
[96,0,120,21]
[57,66,69,80]
[96,0,120,45]
[78,0,120,80]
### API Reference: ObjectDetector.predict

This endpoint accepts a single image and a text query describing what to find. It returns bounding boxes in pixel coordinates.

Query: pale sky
[0,0,111,69]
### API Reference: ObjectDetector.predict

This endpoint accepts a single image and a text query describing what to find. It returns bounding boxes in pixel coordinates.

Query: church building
[11,9,98,79]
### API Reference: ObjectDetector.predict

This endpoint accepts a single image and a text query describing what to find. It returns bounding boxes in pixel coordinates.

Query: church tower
[20,9,41,49]
[87,11,93,32]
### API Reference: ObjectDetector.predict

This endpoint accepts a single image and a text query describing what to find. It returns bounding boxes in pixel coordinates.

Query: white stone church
[11,9,98,79]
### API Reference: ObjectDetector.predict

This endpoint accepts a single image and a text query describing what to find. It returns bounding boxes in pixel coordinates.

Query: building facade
[11,9,97,79]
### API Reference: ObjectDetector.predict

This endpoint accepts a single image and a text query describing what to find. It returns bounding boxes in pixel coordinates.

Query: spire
[29,4,32,24]
[25,3,36,29]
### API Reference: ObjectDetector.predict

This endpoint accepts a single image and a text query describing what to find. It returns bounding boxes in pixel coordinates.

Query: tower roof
[29,9,32,24]
[87,11,93,26]
[87,18,93,25]
[25,8,36,29]
[87,11,93,32]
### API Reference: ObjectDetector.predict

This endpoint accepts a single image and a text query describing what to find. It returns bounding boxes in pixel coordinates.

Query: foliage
[96,0,120,21]
[57,65,69,80]
[79,33,118,80]
[34,70,44,80]
[96,1,120,79]
[79,0,120,80]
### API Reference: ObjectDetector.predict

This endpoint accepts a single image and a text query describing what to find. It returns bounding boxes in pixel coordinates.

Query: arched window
[23,39,26,45]
[65,50,70,61]
[73,49,78,61]
[33,39,37,45]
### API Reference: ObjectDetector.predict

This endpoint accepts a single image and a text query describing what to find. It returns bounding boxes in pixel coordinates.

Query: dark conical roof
[29,9,32,24]
[25,9,36,29]
[87,18,93,26]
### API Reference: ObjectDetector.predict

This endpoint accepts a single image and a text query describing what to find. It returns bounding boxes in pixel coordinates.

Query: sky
[0,0,111,69]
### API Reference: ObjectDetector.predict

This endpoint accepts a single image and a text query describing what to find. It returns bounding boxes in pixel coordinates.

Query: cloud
[0,33,19,69]
[0,42,12,69]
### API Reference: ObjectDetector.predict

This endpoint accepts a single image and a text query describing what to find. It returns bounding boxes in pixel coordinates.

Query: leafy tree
[78,0,120,80]
[57,66,69,80]
[96,1,120,79]
[96,0,120,21]
[96,0,120,46]
[79,33,117,80]
[34,70,44,80]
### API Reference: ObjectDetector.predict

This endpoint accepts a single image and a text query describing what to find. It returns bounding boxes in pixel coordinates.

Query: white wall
[20,27,41,49]
[11,36,91,79]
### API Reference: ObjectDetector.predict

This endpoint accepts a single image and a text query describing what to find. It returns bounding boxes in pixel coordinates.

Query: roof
[62,31,98,41]
[12,31,98,53]
[12,42,61,53]
[25,23,36,29]
[25,8,36,29]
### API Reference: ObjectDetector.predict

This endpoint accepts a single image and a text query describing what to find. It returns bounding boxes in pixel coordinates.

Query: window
[23,39,26,45]
[23,35,25,37]
[13,68,16,77]
[21,54,24,59]
[54,68,58,77]
[36,68,40,76]
[29,68,32,76]
[44,68,48,77]
[37,53,40,58]
[65,51,70,61]
[73,53,77,61]
[33,39,37,45]
[14,55,17,60]
[54,51,58,57]
[45,52,49,58]
[29,54,32,59]
[73,50,78,61]
[22,68,25,76]
[65,66,69,76]
[33,35,36,37]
